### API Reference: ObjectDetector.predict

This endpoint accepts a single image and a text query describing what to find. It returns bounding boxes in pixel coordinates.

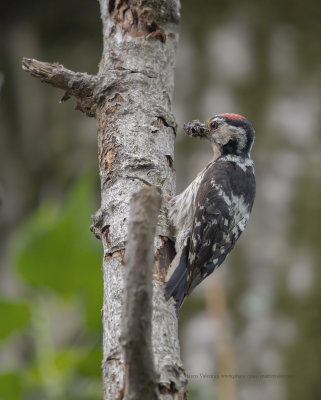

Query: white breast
[169,171,204,250]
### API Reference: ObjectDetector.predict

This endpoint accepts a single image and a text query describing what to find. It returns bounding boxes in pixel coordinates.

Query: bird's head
[184,113,255,158]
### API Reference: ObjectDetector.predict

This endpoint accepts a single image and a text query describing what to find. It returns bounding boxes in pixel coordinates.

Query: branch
[122,186,161,400]
[22,57,99,116]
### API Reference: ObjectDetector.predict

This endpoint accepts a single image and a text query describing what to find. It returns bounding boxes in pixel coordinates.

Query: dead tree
[22,0,186,399]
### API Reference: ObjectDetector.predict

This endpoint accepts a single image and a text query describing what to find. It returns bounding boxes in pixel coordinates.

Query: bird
[165,113,256,312]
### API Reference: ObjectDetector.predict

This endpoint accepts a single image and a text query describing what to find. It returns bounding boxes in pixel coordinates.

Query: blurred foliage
[0,300,30,340]
[0,174,103,400]
[291,167,321,258]
[188,384,218,400]
[276,164,321,400]
[0,373,22,400]
[13,174,102,329]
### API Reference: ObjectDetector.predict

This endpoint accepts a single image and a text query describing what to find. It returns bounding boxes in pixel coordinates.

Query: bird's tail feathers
[165,241,189,313]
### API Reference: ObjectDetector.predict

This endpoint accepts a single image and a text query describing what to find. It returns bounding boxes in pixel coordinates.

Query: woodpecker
[165,113,256,312]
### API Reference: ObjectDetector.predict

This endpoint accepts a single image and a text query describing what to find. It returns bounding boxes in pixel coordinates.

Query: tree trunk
[22,0,186,398]
[96,1,185,398]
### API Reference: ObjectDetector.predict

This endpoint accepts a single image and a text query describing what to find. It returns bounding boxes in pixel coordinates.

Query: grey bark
[122,186,161,400]
[22,0,186,399]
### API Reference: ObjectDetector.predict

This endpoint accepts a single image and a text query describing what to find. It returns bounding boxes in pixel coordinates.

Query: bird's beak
[183,120,209,139]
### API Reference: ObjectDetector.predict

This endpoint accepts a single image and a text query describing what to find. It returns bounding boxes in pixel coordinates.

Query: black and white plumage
[165,113,256,311]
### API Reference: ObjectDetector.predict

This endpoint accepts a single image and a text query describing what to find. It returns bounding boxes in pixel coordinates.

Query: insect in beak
[183,120,209,138]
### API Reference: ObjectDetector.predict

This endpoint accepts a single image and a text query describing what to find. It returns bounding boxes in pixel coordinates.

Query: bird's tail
[165,240,189,313]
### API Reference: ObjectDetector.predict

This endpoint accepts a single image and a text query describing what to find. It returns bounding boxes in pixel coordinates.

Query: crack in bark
[159,386,187,400]
[107,67,157,79]
[109,0,167,42]
[152,116,166,127]
[154,236,176,281]
[165,154,174,170]
[154,108,177,134]
[108,93,125,102]
[105,249,126,259]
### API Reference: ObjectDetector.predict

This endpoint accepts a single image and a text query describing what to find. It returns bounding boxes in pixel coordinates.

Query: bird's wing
[185,167,235,295]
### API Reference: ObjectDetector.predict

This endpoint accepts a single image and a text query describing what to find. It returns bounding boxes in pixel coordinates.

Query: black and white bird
[165,113,256,312]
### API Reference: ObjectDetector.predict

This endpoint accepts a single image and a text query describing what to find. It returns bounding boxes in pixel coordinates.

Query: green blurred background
[0,1,320,399]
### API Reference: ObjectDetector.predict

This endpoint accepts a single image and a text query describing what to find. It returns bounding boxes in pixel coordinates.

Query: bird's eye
[210,121,218,130]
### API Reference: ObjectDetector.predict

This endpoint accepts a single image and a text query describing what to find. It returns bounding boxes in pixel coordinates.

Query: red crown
[217,113,246,120]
